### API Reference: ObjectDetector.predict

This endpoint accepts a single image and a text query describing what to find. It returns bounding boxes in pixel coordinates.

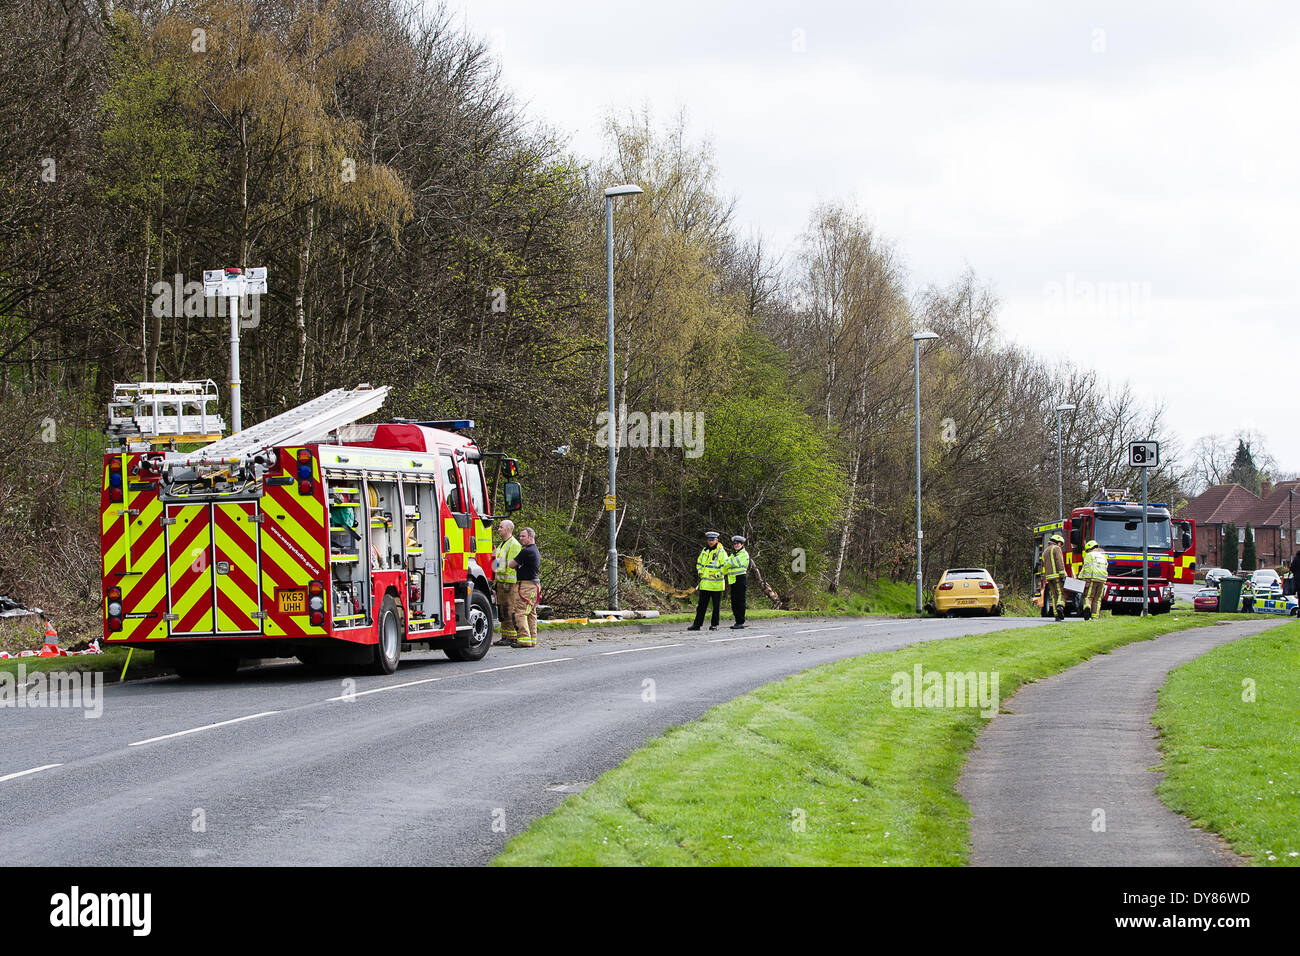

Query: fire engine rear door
[212,501,264,633]
[165,503,216,636]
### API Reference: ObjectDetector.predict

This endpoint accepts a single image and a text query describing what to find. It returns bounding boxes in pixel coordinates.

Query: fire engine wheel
[445,589,493,662]
[370,595,403,675]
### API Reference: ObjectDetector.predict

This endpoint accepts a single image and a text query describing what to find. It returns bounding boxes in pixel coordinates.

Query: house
[1179,481,1300,570]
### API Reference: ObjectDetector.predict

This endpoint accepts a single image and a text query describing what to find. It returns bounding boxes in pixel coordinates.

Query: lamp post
[913,330,939,614]
[1056,403,1075,523]
[603,183,643,612]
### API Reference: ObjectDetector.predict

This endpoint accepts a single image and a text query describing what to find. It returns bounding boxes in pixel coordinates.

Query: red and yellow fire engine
[1032,499,1195,616]
[100,383,521,678]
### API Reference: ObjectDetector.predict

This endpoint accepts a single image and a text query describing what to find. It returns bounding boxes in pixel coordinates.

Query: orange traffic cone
[39,619,63,657]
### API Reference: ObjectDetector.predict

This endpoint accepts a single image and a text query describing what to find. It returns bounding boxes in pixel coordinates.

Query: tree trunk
[831,439,863,592]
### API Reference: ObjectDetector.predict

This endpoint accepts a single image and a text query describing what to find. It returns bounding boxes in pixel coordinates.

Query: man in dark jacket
[1289,551,1300,596]
[508,527,541,648]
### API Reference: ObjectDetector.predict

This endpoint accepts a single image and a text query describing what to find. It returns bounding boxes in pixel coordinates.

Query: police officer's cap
[732,535,745,544]
[704,530,719,539]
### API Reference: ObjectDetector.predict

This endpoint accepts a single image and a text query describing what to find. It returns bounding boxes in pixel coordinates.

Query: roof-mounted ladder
[164,384,390,469]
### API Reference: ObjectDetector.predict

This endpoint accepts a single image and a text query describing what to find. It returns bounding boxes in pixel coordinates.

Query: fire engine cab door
[212,501,263,634]
[165,503,216,636]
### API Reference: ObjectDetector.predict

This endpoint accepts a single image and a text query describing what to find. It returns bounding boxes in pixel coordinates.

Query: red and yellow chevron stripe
[213,501,261,633]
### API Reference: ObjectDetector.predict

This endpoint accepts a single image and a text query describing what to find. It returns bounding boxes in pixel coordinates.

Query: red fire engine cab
[100,383,522,678]
[1032,499,1195,616]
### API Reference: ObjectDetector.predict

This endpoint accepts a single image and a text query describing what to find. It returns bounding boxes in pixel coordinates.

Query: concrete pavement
[959,617,1286,866]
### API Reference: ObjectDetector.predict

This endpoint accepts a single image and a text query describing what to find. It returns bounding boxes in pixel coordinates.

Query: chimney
[1262,479,1273,497]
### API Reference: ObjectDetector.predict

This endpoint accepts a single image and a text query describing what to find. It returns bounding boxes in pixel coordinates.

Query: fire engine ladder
[164,384,390,469]
[107,380,227,447]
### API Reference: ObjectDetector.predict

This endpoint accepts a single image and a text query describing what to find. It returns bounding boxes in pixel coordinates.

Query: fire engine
[100,382,522,678]
[1031,499,1195,616]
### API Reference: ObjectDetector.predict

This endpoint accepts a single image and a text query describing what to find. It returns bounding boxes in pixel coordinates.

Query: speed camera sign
[1129,440,1159,467]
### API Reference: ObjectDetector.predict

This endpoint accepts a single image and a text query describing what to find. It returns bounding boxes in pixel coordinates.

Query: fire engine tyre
[445,589,493,662]
[370,595,403,675]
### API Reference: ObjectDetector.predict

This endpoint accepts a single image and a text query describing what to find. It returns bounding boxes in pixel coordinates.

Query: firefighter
[508,526,541,648]
[1080,539,1108,621]
[492,519,522,646]
[688,531,727,631]
[727,535,750,629]
[1043,532,1067,621]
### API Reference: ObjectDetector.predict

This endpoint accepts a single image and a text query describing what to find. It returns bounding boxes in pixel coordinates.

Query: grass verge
[1152,619,1300,866]
[495,612,1239,866]
[1,648,161,682]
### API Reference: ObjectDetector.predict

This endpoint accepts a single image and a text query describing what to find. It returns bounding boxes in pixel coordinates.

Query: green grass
[1153,620,1300,866]
[495,612,1239,866]
[0,647,159,682]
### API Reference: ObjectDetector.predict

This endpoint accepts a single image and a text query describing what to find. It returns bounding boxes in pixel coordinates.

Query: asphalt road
[960,616,1286,866]
[0,614,1050,866]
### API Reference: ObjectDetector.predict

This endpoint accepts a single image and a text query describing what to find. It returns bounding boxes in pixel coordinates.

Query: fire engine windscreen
[1093,516,1172,551]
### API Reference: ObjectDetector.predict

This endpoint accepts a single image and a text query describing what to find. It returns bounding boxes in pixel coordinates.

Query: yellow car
[929,568,1003,616]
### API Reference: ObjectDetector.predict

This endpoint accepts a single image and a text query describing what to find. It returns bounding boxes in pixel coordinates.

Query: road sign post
[1129,441,1159,616]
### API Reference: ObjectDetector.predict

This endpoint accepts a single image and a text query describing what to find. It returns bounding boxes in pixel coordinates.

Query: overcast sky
[445,0,1300,476]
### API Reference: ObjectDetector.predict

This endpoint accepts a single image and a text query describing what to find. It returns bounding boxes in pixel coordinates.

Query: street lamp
[1055,403,1076,522]
[604,183,643,611]
[913,330,939,614]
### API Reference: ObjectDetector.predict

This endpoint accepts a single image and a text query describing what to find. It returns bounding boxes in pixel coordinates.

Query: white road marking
[0,764,62,784]
[707,634,769,643]
[602,643,685,656]
[793,625,846,634]
[129,711,281,747]
[327,677,441,701]
[472,657,574,675]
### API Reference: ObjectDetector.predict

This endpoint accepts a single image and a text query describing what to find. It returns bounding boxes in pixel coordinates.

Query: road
[0,614,1047,866]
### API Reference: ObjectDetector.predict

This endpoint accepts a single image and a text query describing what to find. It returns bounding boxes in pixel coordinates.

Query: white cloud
[445,0,1300,470]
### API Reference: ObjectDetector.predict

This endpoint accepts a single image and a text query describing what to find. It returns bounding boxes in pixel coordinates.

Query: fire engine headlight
[309,595,324,612]
[107,601,123,618]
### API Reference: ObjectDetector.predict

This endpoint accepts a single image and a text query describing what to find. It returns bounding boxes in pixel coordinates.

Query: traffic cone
[39,620,63,657]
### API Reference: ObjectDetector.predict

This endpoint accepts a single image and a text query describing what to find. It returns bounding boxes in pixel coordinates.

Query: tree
[1227,440,1261,494]
[1223,522,1239,574]
[1242,524,1256,572]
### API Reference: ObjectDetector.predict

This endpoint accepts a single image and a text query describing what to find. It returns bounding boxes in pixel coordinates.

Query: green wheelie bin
[1218,575,1244,613]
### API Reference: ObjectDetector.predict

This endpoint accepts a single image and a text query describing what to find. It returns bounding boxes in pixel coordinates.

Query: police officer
[688,531,727,631]
[727,535,750,629]
[1080,539,1108,621]
[492,519,522,646]
[1043,532,1067,621]
[1241,576,1255,614]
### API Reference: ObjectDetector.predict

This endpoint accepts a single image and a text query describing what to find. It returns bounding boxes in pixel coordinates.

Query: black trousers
[693,589,722,627]
[730,575,746,624]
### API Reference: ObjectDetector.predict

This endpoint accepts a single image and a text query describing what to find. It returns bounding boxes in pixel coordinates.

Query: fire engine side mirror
[504,481,522,513]
[1070,527,1083,550]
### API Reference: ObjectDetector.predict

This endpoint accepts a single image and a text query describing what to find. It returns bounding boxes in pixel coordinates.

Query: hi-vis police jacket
[726,548,750,584]
[697,546,728,591]
[1081,548,1108,583]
